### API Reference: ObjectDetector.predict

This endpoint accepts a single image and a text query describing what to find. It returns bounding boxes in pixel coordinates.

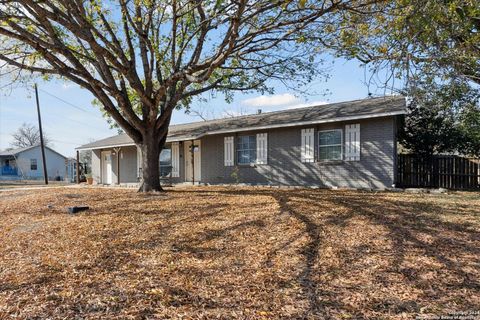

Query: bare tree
[186,104,216,121]
[222,106,250,118]
[188,103,249,121]
[0,0,380,191]
[11,122,51,148]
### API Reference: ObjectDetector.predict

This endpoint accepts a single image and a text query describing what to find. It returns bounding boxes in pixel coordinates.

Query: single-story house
[0,145,69,180]
[77,96,406,189]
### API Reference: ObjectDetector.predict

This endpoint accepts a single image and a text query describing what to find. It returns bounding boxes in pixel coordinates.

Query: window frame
[317,129,343,161]
[30,158,38,170]
[236,134,257,165]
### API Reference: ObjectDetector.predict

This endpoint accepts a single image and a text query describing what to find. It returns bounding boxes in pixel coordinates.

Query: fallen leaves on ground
[0,186,479,319]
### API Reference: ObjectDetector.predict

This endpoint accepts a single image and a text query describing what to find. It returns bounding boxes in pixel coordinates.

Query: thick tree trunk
[139,133,162,192]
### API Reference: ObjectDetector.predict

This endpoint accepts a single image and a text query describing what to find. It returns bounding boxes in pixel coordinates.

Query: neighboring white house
[0,145,69,180]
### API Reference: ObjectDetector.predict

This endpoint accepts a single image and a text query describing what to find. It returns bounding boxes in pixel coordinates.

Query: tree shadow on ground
[171,188,480,318]
[2,188,478,319]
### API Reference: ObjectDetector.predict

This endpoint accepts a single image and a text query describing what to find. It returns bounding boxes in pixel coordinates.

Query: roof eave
[202,110,406,136]
[76,136,205,150]
[76,110,405,150]
[76,142,137,151]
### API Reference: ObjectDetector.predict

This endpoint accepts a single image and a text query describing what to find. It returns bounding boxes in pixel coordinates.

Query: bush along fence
[396,154,480,190]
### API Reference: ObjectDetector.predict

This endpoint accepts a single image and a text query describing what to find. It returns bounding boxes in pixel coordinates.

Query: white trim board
[76,143,136,151]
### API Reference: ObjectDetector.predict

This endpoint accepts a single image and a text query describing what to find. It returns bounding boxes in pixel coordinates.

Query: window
[318,129,343,161]
[236,135,256,164]
[159,148,172,177]
[30,159,38,170]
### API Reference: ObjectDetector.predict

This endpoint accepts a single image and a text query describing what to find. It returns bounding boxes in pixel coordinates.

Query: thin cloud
[241,94,328,112]
[241,93,328,112]
[281,100,328,110]
[62,83,75,90]
[241,93,300,108]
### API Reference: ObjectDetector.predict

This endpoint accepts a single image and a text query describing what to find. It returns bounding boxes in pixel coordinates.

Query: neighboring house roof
[77,96,406,150]
[0,145,67,159]
[0,145,38,156]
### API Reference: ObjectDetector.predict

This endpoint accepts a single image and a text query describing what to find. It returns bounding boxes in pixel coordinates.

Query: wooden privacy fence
[397,154,480,190]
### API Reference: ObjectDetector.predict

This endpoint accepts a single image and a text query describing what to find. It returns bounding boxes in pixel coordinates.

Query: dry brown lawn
[0,186,479,319]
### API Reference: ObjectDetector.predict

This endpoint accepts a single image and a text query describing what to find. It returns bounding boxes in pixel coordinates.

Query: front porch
[0,156,19,178]
[92,140,202,186]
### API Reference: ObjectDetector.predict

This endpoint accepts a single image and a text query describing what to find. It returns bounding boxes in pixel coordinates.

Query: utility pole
[34,84,48,185]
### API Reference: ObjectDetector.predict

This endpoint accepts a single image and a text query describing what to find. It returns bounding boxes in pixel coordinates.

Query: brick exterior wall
[200,116,397,189]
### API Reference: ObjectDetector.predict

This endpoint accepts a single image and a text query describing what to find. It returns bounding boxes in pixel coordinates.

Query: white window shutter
[345,124,361,161]
[224,136,234,166]
[171,142,180,177]
[256,133,268,164]
[301,128,315,163]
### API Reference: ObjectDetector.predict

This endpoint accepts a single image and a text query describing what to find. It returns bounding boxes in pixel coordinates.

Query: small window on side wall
[318,129,342,161]
[30,159,38,170]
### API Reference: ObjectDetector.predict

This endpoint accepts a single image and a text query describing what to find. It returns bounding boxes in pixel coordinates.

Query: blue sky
[0,57,390,157]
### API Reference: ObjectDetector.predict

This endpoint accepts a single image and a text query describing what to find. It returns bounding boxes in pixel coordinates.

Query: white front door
[184,140,201,182]
[101,151,112,184]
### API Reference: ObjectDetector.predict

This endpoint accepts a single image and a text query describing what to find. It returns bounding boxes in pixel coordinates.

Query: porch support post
[191,140,195,185]
[114,147,121,185]
[76,150,80,184]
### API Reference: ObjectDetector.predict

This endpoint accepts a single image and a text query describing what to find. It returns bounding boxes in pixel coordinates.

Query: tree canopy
[400,81,480,157]
[332,0,480,88]
[331,0,480,157]
[0,0,380,191]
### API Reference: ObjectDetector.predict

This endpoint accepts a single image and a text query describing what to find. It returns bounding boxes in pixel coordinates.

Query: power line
[4,86,113,146]
[37,87,99,115]
[45,112,110,132]
[50,138,86,145]
[35,86,112,132]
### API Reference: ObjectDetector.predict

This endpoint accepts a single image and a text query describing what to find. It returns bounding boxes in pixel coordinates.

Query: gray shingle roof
[77,134,134,150]
[77,96,406,150]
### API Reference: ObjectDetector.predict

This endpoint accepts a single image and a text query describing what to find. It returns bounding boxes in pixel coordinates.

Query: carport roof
[77,96,406,150]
